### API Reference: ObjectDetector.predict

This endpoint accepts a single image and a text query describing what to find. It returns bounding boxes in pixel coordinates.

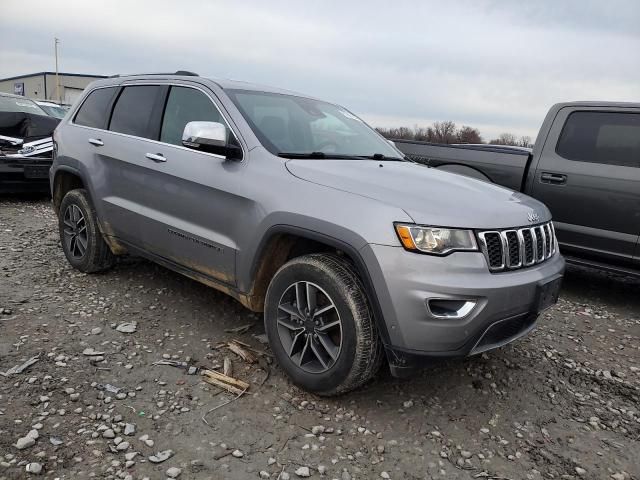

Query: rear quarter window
[74,87,117,129]
[556,111,640,168]
[109,85,166,140]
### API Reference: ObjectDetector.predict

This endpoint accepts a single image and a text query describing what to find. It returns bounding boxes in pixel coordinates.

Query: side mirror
[182,121,242,160]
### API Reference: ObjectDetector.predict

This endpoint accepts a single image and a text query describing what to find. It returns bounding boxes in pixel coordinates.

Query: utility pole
[54,37,61,104]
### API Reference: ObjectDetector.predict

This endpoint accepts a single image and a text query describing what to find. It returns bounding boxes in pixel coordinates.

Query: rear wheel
[265,253,383,395]
[58,189,115,273]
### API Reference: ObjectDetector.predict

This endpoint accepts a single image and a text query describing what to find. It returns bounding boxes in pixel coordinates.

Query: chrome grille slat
[544,224,554,258]
[530,227,539,263]
[535,226,545,261]
[478,222,557,272]
[503,230,521,268]
[499,231,509,268]
[478,231,504,271]
[522,229,534,265]
[516,230,526,266]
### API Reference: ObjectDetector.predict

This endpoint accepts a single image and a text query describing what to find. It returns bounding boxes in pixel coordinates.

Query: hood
[286,159,550,229]
[0,112,59,140]
[0,112,58,159]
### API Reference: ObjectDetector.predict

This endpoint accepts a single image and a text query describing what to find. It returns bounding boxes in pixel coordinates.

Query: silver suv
[51,72,565,395]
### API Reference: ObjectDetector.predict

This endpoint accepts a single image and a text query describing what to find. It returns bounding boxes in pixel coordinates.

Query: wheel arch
[52,166,87,214]
[243,225,392,346]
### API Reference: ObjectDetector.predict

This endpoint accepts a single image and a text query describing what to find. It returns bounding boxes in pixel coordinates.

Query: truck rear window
[556,111,640,168]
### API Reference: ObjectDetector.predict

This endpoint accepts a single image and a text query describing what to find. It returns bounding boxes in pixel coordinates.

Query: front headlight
[394,224,478,255]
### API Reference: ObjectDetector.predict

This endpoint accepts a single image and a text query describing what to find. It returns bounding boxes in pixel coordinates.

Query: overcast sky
[2,0,639,141]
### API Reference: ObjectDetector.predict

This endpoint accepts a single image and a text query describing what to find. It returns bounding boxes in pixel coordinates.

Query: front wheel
[264,253,383,395]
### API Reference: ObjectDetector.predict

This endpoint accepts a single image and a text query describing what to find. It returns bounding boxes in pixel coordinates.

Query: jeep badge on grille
[527,211,540,223]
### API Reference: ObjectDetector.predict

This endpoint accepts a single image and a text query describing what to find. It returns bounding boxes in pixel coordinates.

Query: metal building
[0,72,106,106]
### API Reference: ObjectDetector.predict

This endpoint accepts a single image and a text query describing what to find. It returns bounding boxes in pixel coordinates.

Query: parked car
[50,72,564,394]
[394,102,640,277]
[36,100,69,119]
[0,92,59,193]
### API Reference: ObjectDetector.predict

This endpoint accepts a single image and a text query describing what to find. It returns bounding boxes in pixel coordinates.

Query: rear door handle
[145,153,166,163]
[88,138,104,147]
[540,172,567,185]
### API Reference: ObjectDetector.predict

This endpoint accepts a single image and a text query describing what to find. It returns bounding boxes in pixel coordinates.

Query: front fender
[238,222,395,346]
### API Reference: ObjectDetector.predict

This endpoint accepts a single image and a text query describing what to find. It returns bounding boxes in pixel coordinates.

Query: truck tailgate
[394,140,531,192]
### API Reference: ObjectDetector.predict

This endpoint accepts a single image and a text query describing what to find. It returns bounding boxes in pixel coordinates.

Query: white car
[36,100,69,119]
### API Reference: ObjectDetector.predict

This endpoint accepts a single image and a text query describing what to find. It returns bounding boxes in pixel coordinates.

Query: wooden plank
[201,375,246,395]
[201,369,250,390]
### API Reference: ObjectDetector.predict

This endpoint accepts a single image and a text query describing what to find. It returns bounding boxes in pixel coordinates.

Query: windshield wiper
[278,152,407,161]
[355,153,406,161]
[278,152,373,160]
[278,152,330,159]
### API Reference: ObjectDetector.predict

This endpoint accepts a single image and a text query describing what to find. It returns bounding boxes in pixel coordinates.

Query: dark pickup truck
[394,102,640,277]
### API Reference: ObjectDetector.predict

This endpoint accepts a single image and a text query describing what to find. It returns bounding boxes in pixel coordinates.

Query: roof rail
[108,70,199,78]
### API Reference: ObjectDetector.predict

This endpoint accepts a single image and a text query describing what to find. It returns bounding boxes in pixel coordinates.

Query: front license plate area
[24,166,50,179]
[536,277,562,313]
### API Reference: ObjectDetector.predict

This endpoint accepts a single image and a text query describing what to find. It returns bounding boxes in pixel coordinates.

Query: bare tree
[490,133,519,146]
[377,122,486,145]
[376,127,414,140]
[518,136,533,148]
[456,126,483,144]
[432,121,457,144]
[413,126,436,142]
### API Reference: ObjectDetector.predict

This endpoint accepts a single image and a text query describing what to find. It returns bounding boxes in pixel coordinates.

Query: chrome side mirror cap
[182,121,227,150]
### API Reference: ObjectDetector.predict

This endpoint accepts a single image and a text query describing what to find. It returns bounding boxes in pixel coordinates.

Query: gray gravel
[1,197,639,480]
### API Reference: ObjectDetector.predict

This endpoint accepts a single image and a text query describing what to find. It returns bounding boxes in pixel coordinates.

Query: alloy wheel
[62,204,88,259]
[276,281,343,373]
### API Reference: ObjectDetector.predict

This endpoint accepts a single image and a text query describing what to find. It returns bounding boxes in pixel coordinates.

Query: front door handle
[540,172,567,185]
[88,138,104,147]
[145,153,166,163]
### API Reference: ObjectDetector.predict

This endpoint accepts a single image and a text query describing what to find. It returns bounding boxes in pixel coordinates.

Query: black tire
[264,253,383,396]
[58,189,115,273]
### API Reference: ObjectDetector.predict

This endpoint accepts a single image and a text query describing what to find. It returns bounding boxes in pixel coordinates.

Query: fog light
[427,299,476,319]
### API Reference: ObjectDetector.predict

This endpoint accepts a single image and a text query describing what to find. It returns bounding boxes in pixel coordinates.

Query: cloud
[1,0,638,140]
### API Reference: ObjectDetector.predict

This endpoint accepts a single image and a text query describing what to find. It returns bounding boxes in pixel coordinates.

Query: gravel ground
[1,197,638,480]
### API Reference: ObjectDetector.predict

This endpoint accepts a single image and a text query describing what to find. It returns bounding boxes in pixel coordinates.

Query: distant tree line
[376,121,533,148]
[489,132,533,148]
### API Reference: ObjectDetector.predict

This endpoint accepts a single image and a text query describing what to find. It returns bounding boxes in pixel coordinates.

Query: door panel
[97,85,167,250]
[98,126,244,285]
[101,83,248,285]
[120,140,245,285]
[530,107,640,263]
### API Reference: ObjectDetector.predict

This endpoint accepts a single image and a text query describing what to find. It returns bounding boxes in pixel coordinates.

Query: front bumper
[0,157,52,193]
[360,244,565,372]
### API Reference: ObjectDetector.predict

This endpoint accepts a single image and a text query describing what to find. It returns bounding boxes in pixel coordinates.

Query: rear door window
[74,87,117,129]
[109,85,166,139]
[160,86,223,146]
[556,111,640,168]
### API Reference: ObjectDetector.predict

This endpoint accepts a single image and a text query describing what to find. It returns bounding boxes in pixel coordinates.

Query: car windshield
[0,96,48,115]
[38,104,67,119]
[227,90,401,159]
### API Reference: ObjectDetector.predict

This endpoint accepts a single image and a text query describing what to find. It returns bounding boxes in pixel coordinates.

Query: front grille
[477,222,557,272]
[483,233,503,267]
